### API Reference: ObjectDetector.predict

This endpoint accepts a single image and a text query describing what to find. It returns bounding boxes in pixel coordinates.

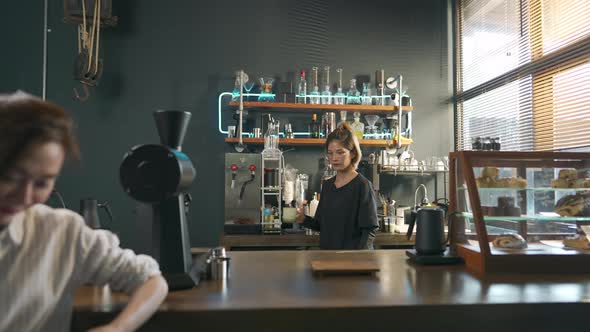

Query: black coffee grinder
[119,110,198,290]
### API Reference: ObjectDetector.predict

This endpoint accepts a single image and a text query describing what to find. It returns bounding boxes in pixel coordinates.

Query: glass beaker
[284,123,294,139]
[262,116,281,159]
[323,112,336,137]
[364,114,380,139]
[320,66,332,104]
[339,110,348,125]
[361,82,372,105]
[296,70,307,104]
[309,67,320,104]
[383,117,397,140]
[258,77,275,102]
[231,75,242,102]
[333,68,345,105]
[295,173,309,208]
[346,79,361,105]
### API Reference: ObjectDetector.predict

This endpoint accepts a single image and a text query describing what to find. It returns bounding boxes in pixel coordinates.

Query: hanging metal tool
[234,70,249,152]
[385,74,405,153]
[73,0,104,102]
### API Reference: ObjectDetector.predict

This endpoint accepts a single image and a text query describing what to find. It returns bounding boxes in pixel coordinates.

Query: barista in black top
[296,123,379,249]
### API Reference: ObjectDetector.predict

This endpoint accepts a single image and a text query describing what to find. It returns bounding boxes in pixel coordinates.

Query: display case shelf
[457,187,590,192]
[380,169,448,176]
[458,241,590,256]
[458,212,590,222]
[228,101,413,113]
[225,137,413,147]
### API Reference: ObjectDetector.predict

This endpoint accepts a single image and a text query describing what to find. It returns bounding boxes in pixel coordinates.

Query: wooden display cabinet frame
[449,151,590,276]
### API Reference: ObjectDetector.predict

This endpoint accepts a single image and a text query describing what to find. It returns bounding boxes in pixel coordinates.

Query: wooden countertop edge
[196,233,415,250]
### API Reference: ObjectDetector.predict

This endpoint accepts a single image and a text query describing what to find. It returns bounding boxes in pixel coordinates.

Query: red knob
[231,164,238,171]
[249,165,256,171]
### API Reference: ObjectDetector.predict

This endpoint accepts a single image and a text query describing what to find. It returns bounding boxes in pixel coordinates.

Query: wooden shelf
[225,137,413,147]
[228,101,413,113]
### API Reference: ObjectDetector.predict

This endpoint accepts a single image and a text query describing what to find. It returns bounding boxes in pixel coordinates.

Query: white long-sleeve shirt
[0,204,161,332]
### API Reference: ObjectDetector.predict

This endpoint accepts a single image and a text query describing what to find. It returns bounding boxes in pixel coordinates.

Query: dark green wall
[1,0,452,249]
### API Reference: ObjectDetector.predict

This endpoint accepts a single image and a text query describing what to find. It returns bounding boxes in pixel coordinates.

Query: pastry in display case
[449,151,590,275]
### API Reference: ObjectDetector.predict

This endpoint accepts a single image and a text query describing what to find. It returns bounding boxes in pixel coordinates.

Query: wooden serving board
[311,259,380,276]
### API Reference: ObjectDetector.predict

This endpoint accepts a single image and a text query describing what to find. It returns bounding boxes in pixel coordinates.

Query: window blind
[456,0,590,152]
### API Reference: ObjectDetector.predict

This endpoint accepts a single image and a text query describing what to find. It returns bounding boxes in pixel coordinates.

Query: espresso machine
[224,153,262,234]
[119,110,198,290]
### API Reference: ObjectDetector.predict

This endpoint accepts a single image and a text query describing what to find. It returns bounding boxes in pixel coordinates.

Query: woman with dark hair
[296,122,379,249]
[0,91,168,332]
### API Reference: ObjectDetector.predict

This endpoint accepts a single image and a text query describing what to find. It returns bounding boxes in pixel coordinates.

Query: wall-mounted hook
[74,83,90,102]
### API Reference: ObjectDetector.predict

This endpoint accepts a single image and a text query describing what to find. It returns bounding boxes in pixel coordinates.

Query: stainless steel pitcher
[323,112,336,136]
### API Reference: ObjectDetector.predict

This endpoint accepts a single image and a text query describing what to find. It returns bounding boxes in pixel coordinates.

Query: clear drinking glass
[309,67,320,104]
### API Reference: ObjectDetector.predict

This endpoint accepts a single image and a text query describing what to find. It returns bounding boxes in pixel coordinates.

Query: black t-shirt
[304,173,379,249]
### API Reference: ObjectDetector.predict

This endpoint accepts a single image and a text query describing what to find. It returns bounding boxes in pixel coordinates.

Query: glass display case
[449,151,590,275]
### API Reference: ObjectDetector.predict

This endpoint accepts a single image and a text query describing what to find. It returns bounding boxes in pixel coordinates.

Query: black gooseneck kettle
[406,206,446,255]
[406,185,448,256]
[79,198,114,229]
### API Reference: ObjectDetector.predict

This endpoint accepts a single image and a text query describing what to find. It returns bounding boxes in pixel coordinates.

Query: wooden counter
[217,232,414,249]
[73,250,590,332]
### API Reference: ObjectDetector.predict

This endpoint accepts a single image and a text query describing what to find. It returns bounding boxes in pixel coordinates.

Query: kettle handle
[97,201,114,224]
[406,209,417,240]
[443,211,462,246]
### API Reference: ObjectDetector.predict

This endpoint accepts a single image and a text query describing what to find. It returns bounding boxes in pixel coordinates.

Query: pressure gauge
[235,71,249,84]
[386,77,397,89]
